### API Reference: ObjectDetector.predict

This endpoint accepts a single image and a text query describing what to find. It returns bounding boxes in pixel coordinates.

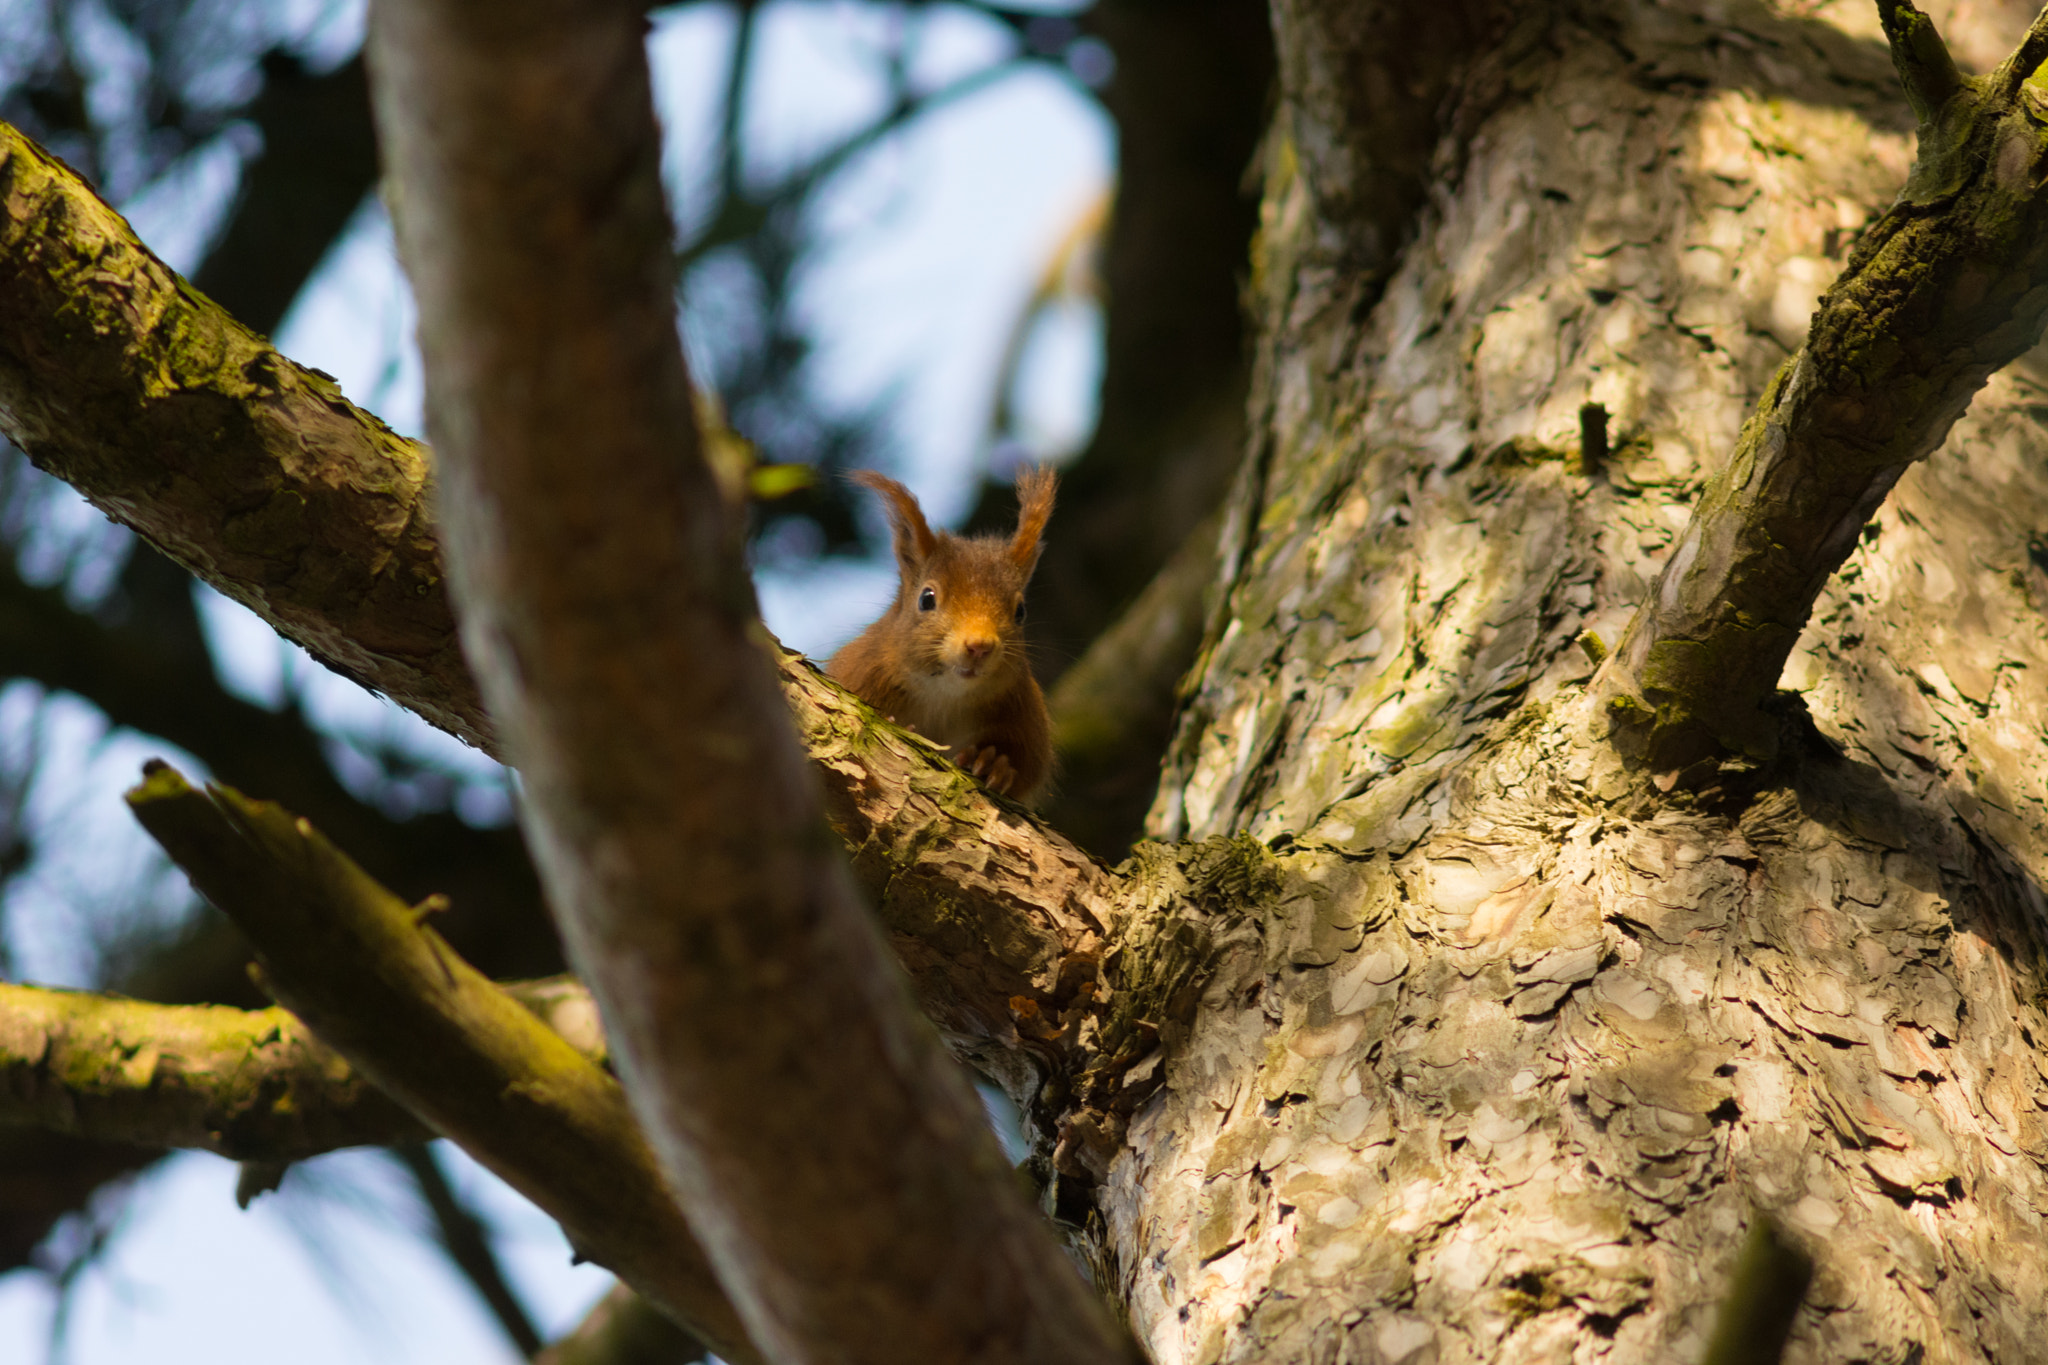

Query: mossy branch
[1877,0,1966,123]
[0,115,1133,1073]
[0,123,485,749]
[0,975,597,1161]
[1596,4,2048,770]
[122,762,758,1365]
[0,981,425,1157]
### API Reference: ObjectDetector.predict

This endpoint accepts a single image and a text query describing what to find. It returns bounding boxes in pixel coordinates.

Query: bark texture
[1117,1,2048,1361]
[0,122,484,747]
[13,2,2048,1361]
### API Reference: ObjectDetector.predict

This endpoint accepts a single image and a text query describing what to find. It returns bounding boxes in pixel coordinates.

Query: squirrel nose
[961,638,995,664]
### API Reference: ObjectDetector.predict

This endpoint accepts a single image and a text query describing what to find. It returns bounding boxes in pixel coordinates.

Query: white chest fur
[900,668,990,754]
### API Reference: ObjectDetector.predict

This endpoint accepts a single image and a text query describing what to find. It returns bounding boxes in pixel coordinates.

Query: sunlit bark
[13,1,2048,1361]
[1120,2,2048,1360]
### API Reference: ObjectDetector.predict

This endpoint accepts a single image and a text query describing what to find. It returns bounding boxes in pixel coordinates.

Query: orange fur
[828,467,1057,803]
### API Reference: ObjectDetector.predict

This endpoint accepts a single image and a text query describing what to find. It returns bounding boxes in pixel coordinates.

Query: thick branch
[0,970,602,1277]
[123,764,757,1365]
[1602,5,2048,766]
[0,981,424,1157]
[0,116,1123,1053]
[0,122,487,749]
[781,652,1122,1090]
[361,3,1130,1361]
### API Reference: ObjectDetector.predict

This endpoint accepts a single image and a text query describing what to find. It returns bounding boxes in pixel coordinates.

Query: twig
[394,1142,543,1358]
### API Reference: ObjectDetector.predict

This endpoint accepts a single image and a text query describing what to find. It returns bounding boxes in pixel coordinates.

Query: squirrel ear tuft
[850,470,939,571]
[1008,465,1056,573]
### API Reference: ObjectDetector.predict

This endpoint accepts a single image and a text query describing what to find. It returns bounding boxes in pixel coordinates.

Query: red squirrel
[829,467,1056,803]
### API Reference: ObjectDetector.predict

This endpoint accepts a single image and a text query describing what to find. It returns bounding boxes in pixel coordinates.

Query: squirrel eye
[918,586,937,612]
[1013,599,1026,624]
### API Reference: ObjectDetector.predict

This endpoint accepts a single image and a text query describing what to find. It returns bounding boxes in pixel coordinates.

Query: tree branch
[0,110,1129,1103]
[394,1141,544,1358]
[123,764,757,1365]
[1597,2,2048,768]
[0,973,606,1163]
[1876,0,1966,122]
[781,650,1123,1089]
[361,2,1131,1360]
[0,980,425,1158]
[0,122,487,750]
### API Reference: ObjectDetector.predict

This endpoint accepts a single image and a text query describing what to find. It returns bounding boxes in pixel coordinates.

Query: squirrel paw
[960,746,1016,795]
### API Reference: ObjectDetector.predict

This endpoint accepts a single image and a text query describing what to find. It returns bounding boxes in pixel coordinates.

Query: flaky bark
[0,110,1118,1087]
[0,122,483,748]
[1600,1,2048,766]
[361,3,1129,1363]
[1124,1,2048,1361]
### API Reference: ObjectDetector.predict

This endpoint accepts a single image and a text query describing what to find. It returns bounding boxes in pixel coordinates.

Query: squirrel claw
[957,746,1015,794]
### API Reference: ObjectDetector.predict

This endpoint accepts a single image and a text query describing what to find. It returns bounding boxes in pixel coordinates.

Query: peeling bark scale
[1112,2,2048,1361]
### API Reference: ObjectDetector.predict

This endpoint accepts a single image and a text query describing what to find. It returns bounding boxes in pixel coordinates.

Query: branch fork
[1590,0,2048,774]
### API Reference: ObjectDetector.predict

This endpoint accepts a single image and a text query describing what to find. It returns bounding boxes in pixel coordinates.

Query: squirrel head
[852,466,1056,691]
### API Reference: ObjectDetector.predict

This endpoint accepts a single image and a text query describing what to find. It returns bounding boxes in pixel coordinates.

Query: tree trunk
[1100,1,2048,1360]
[16,2,2048,1361]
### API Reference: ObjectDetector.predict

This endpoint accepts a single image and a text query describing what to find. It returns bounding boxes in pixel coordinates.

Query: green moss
[1368,702,1442,760]
[125,759,196,808]
[1607,693,1653,724]
[1487,437,1567,469]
